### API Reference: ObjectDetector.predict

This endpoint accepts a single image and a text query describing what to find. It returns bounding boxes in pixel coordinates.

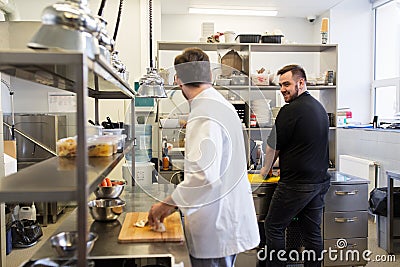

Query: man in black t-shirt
[260,64,331,267]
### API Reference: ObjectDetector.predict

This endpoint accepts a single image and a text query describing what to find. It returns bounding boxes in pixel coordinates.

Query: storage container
[261,35,283,43]
[135,124,152,162]
[87,138,114,157]
[101,130,127,153]
[235,34,261,43]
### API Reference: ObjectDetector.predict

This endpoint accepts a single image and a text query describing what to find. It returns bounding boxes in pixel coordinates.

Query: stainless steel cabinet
[323,172,369,266]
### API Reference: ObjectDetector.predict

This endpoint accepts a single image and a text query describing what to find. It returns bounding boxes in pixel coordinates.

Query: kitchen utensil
[106,116,114,129]
[88,198,126,221]
[50,231,98,258]
[118,212,184,243]
[88,120,96,126]
[94,180,126,199]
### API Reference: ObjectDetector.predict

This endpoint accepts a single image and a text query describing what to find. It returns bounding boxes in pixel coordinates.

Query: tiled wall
[337,128,400,187]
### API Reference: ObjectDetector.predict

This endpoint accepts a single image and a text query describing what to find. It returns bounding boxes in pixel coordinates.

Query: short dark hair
[277,64,307,81]
[174,47,212,87]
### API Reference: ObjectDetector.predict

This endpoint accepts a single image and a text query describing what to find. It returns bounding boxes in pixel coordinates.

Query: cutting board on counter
[118,212,184,243]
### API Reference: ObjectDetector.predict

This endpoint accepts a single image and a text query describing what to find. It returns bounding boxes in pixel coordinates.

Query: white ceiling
[161,0,348,18]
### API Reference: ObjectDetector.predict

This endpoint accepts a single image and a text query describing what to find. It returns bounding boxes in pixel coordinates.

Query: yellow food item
[88,144,113,157]
[248,173,280,184]
[56,138,77,157]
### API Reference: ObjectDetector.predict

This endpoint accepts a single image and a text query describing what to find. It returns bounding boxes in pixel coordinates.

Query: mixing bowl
[50,231,98,258]
[88,198,126,222]
[94,180,126,199]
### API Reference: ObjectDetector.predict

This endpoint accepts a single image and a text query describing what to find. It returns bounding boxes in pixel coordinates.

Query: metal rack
[157,42,338,168]
[0,50,135,266]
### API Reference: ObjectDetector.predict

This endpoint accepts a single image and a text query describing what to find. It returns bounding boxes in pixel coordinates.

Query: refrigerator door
[3,114,67,167]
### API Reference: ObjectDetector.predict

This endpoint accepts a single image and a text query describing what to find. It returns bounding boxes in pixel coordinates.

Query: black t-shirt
[267,91,330,184]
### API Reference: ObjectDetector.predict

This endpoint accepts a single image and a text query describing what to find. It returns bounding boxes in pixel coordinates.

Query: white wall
[161,14,316,44]
[330,0,373,123]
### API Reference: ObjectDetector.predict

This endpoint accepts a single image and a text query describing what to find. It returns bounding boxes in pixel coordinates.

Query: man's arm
[260,144,279,177]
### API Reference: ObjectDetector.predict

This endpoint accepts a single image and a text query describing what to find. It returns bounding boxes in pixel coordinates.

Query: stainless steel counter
[30,184,191,266]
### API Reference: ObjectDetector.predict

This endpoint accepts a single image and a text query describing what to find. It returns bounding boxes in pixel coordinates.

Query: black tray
[261,35,283,43]
[235,34,261,43]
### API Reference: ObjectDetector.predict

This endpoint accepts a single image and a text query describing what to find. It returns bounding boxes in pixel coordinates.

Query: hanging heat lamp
[27,0,100,59]
[136,0,167,98]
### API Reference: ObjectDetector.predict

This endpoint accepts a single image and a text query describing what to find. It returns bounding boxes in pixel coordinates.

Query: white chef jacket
[171,87,260,258]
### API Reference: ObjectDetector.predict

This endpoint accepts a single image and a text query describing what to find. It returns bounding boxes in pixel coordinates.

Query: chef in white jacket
[148,47,259,267]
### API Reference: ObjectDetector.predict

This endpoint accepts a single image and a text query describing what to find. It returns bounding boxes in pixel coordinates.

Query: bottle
[162,142,170,171]
[31,202,37,221]
[254,140,264,169]
[250,113,257,128]
[13,204,20,221]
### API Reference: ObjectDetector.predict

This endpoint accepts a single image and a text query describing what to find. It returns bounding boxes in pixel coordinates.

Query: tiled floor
[5,213,400,267]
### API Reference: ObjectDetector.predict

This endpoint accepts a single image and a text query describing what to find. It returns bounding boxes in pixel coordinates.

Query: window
[373,0,400,121]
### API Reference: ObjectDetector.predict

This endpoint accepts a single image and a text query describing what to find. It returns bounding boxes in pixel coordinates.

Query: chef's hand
[148,196,177,228]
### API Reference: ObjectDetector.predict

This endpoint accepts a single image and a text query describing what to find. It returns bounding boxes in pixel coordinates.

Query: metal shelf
[157,42,337,53]
[250,85,336,90]
[158,41,249,52]
[250,43,337,53]
[0,50,135,99]
[0,49,136,265]
[0,141,133,202]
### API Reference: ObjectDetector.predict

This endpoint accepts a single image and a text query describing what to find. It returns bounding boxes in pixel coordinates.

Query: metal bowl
[88,198,126,222]
[93,180,126,199]
[50,231,98,258]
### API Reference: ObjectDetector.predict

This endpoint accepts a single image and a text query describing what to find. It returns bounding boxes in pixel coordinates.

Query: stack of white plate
[251,99,273,127]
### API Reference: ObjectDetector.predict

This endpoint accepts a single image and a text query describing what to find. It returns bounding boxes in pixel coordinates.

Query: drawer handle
[334,217,358,223]
[335,190,358,196]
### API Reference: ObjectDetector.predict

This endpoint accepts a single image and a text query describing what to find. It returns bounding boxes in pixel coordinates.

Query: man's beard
[286,84,299,103]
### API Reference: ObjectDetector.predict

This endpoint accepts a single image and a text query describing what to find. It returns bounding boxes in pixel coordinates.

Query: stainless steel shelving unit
[0,50,135,266]
[157,42,338,169]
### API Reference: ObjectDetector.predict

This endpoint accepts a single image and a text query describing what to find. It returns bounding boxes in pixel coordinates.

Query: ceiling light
[188,7,277,17]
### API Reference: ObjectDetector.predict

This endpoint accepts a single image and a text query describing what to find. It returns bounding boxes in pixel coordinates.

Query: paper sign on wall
[48,92,76,112]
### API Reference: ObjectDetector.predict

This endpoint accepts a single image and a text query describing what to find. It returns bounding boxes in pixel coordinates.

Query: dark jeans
[263,181,330,267]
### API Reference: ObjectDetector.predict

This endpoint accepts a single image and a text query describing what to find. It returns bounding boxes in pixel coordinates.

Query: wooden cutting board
[118,212,184,243]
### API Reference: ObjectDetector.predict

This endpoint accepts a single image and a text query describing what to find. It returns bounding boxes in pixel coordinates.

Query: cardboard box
[4,140,16,159]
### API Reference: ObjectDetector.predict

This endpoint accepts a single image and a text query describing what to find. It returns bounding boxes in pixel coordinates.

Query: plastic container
[135,124,152,162]
[87,137,114,157]
[224,31,236,43]
[87,125,103,136]
[235,34,261,43]
[251,74,269,86]
[19,206,34,220]
[215,78,231,86]
[261,35,283,43]
[135,161,155,185]
[102,128,127,152]
[56,137,77,157]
